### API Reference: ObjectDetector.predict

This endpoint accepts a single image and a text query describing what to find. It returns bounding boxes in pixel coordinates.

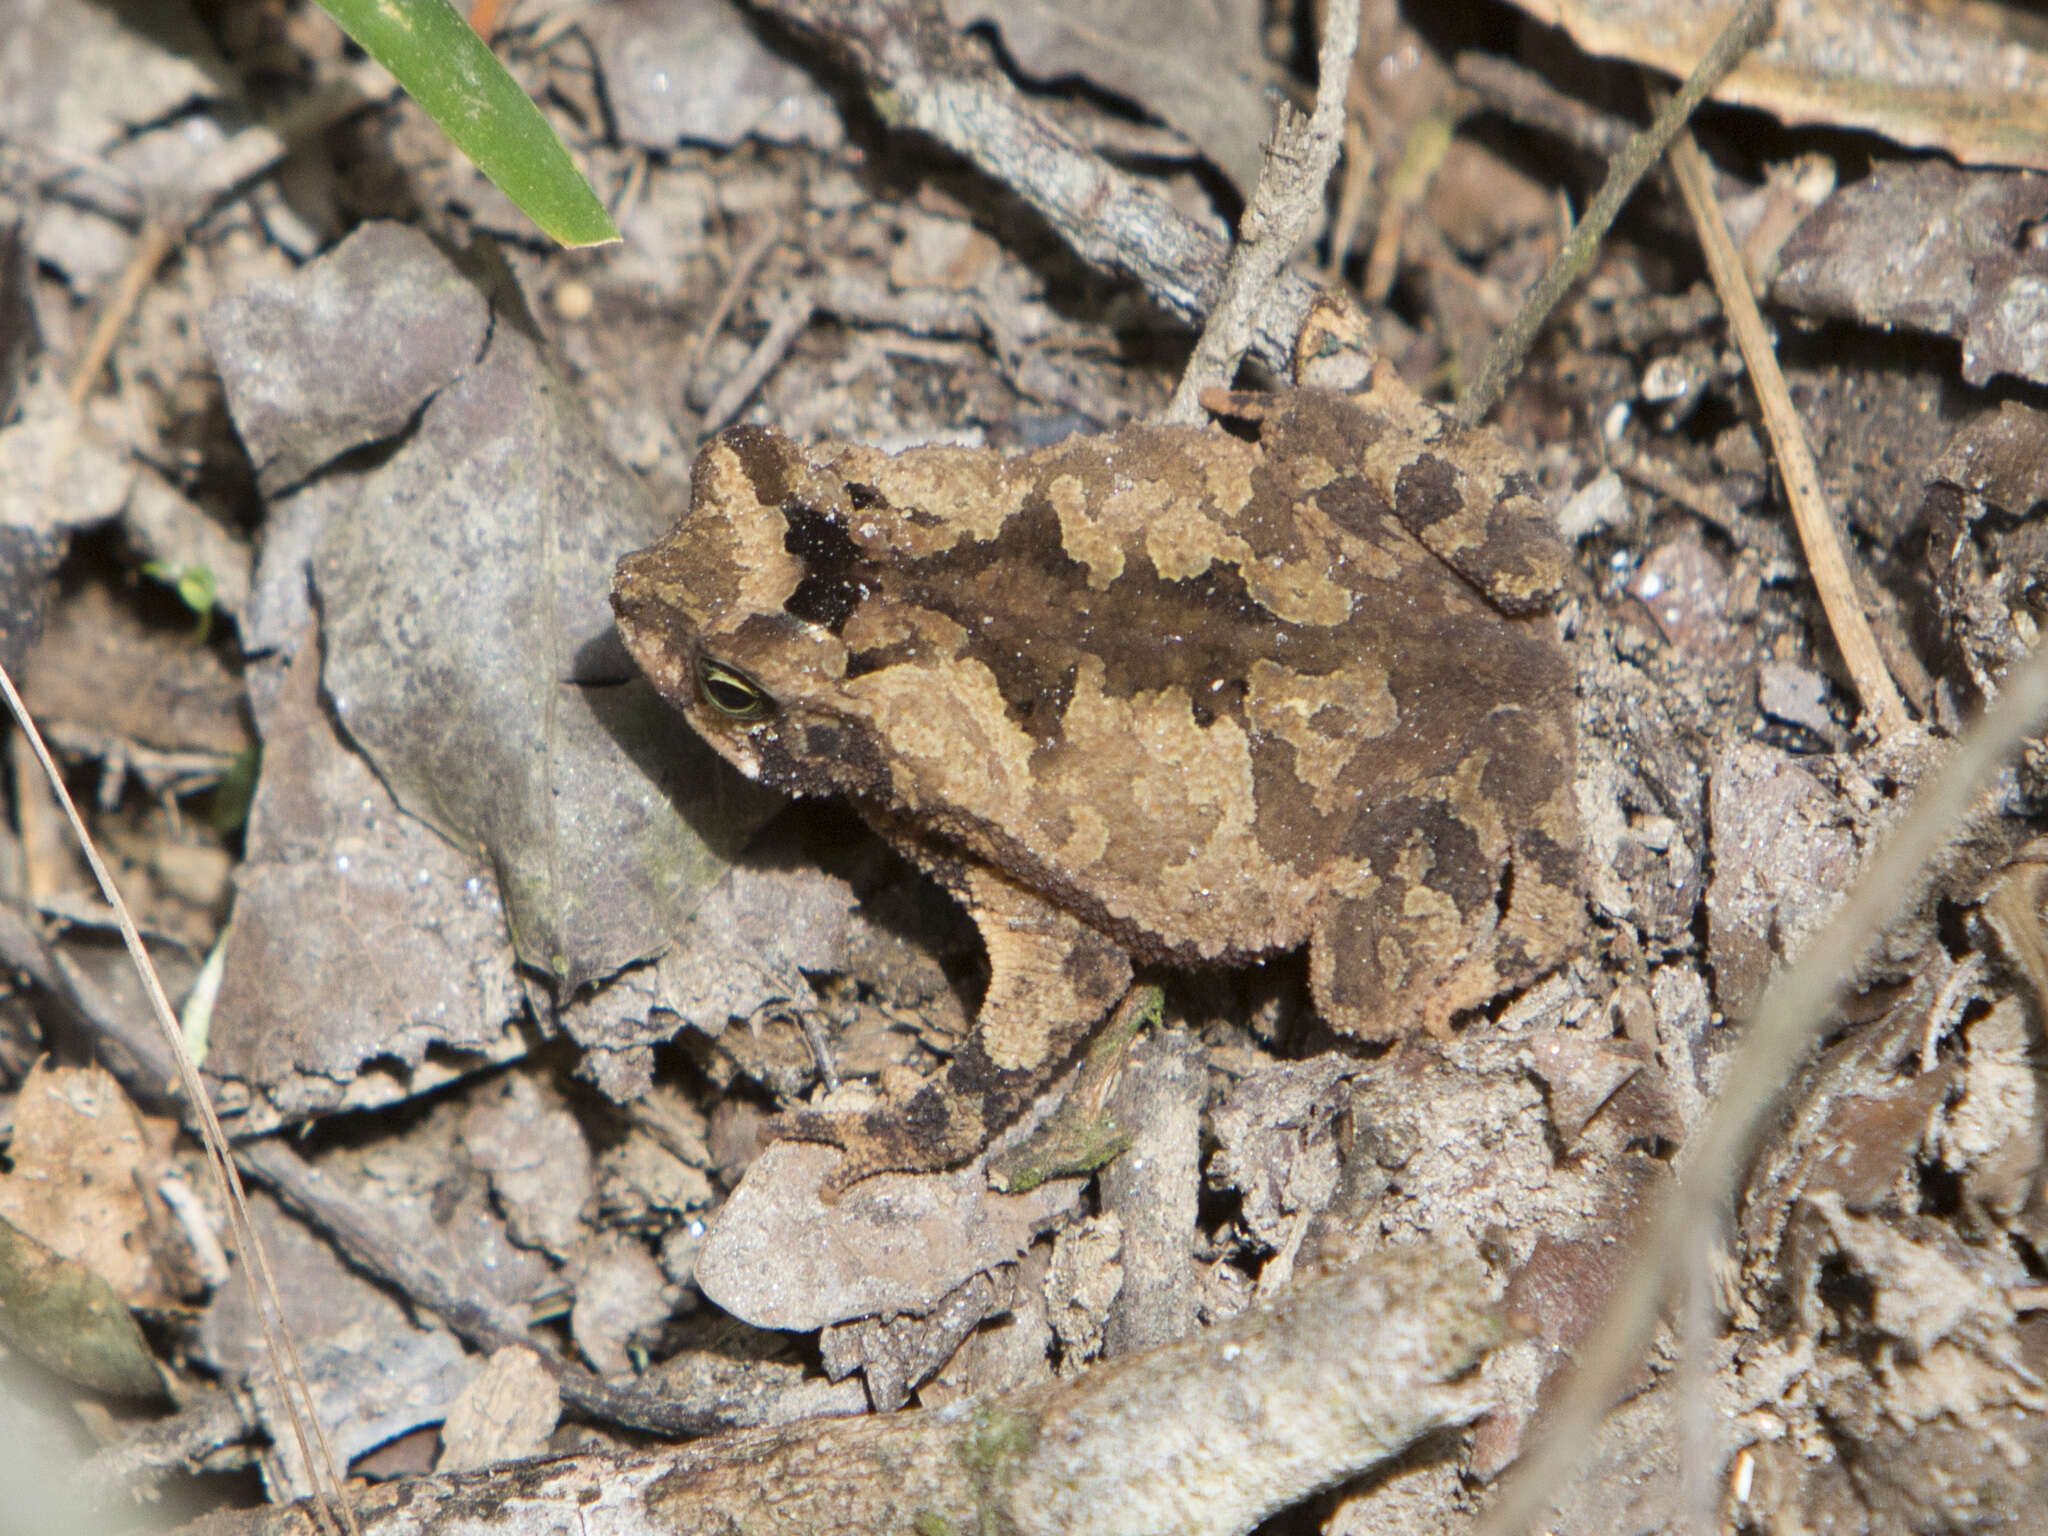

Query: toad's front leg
[774,864,1132,1198]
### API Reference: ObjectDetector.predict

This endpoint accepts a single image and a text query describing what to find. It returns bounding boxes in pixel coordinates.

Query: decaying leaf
[205,639,527,1129]
[0,1061,175,1310]
[205,223,489,496]
[199,1195,482,1499]
[208,219,780,997]
[0,1213,164,1400]
[312,286,775,991]
[695,1140,1084,1331]
[1500,0,2048,169]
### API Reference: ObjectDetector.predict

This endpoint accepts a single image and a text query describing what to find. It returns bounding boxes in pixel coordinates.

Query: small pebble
[1756,659,1835,739]
[553,279,594,321]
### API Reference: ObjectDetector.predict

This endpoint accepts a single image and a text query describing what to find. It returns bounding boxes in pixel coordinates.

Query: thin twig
[1679,1232,1719,1536]
[609,151,649,239]
[1663,121,1909,735]
[527,5,601,49]
[1323,116,1373,283]
[1456,0,1776,427]
[0,663,361,1536]
[66,219,175,410]
[694,292,816,436]
[1359,103,1462,307]
[11,727,83,904]
[1607,435,1798,571]
[679,213,785,419]
[0,899,175,1089]
[235,1139,744,1439]
[1477,646,2048,1536]
[813,274,1093,410]
[1164,0,1362,422]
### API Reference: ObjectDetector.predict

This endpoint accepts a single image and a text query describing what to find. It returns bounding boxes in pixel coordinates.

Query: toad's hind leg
[1309,814,1581,1040]
[774,865,1132,1197]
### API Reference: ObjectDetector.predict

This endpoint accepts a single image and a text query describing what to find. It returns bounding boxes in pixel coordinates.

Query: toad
[612,380,1582,1184]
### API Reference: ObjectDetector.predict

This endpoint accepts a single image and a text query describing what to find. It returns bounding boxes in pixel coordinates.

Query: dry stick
[177,1245,1499,1536]
[1453,52,1636,160]
[610,151,651,241]
[1608,436,1797,570]
[812,274,1091,411]
[65,219,175,411]
[11,727,83,904]
[1455,0,1776,428]
[1663,122,1910,736]
[1360,103,1463,307]
[1163,0,1362,422]
[1678,1230,1719,1536]
[1477,641,2048,1536]
[236,1138,743,1439]
[755,0,1329,377]
[0,898,182,1107]
[526,4,603,50]
[0,663,361,1536]
[1324,117,1373,285]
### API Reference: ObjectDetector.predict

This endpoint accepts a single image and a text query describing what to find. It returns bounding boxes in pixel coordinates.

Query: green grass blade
[318,0,620,247]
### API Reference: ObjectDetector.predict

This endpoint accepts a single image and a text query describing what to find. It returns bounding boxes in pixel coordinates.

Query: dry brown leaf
[1503,0,2048,169]
[0,1060,175,1309]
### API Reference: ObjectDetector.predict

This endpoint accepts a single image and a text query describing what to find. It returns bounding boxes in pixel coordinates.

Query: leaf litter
[7,0,2048,1532]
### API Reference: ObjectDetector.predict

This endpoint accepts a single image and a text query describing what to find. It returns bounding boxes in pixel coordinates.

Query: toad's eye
[696,657,775,720]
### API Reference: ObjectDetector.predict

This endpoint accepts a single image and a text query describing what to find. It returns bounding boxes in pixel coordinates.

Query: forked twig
[1164,0,1362,421]
[694,291,816,436]
[679,212,786,427]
